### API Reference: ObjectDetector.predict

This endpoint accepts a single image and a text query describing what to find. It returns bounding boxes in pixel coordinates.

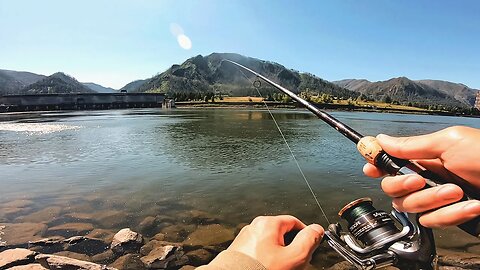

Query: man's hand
[363,126,480,228]
[227,215,324,270]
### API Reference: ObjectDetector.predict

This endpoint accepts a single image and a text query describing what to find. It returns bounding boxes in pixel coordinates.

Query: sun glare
[177,34,192,50]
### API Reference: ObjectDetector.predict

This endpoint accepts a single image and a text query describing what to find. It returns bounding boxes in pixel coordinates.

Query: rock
[109,254,145,270]
[179,266,196,270]
[184,224,235,247]
[3,200,34,209]
[437,248,480,269]
[140,245,188,269]
[54,251,91,262]
[28,237,65,254]
[63,236,109,256]
[15,207,62,224]
[185,248,214,266]
[47,223,94,237]
[87,229,115,243]
[179,210,219,225]
[0,248,36,269]
[96,211,130,228]
[10,264,48,270]
[140,240,162,256]
[152,233,165,242]
[161,225,196,242]
[0,223,47,247]
[91,250,116,265]
[327,261,357,270]
[111,229,144,255]
[35,254,116,270]
[138,217,157,235]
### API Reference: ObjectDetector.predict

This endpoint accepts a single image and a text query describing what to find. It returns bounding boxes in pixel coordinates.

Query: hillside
[133,53,357,99]
[333,78,472,109]
[0,69,45,95]
[415,80,478,106]
[83,82,117,93]
[120,79,148,92]
[22,72,95,94]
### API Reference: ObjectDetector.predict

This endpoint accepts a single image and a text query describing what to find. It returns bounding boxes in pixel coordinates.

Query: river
[1,108,479,268]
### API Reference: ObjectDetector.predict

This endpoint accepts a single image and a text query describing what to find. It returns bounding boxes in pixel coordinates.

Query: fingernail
[464,201,480,213]
[437,185,463,200]
[404,175,425,190]
[309,224,324,235]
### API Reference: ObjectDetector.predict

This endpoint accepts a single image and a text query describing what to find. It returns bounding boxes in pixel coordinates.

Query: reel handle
[357,136,480,238]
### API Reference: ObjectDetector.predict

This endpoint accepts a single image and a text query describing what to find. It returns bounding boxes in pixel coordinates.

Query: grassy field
[215,96,264,102]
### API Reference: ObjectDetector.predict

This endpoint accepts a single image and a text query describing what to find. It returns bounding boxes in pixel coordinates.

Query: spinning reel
[325,198,437,270]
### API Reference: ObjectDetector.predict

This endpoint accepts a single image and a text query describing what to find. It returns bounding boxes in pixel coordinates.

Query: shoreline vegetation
[174,96,480,117]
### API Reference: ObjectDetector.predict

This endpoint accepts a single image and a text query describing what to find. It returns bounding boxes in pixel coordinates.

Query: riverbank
[175,101,476,117]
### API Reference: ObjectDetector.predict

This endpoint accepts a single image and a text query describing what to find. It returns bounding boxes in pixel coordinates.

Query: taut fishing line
[236,69,331,225]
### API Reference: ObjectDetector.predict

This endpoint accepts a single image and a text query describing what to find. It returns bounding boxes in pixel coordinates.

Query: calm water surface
[1,108,479,267]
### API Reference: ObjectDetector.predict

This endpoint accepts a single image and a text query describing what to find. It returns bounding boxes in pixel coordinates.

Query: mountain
[0,69,46,95]
[333,78,472,108]
[83,82,117,93]
[133,53,357,99]
[22,72,95,94]
[120,79,147,92]
[415,80,478,107]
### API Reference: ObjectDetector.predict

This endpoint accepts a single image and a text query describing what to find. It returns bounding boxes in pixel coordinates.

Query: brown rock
[91,250,116,265]
[47,223,94,237]
[0,223,47,246]
[152,233,165,242]
[179,266,196,270]
[161,225,196,242]
[138,217,157,235]
[15,207,62,224]
[87,229,115,243]
[96,211,130,228]
[110,254,145,270]
[185,248,214,266]
[10,264,48,270]
[63,236,109,256]
[140,245,188,269]
[140,240,162,256]
[327,261,357,270]
[3,200,34,209]
[437,248,480,269]
[35,254,116,270]
[54,251,91,262]
[28,237,65,254]
[0,248,36,269]
[111,228,144,255]
[184,224,235,247]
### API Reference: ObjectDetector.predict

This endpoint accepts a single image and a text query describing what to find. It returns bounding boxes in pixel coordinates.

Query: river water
[0,108,479,267]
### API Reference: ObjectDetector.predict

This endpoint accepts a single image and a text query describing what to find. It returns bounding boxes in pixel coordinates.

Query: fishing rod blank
[223,59,480,238]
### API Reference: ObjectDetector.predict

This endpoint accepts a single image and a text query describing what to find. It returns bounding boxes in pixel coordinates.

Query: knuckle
[251,216,269,227]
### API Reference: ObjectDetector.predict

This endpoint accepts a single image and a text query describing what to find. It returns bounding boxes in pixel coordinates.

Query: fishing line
[236,69,331,225]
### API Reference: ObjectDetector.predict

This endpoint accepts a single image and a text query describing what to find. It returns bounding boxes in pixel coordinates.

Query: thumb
[286,224,324,258]
[376,132,447,160]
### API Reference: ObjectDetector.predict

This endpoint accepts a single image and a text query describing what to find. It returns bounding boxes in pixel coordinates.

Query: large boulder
[111,229,144,255]
[0,248,36,269]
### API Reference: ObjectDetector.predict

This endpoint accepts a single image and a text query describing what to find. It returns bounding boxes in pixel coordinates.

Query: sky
[1,0,479,89]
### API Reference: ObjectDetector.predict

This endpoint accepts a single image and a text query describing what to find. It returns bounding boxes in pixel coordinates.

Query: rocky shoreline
[1,199,479,269]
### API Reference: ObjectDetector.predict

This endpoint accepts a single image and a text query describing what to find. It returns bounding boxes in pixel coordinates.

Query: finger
[419,200,480,228]
[381,174,426,197]
[392,184,464,213]
[285,224,324,259]
[251,215,306,245]
[376,132,449,160]
[363,163,386,178]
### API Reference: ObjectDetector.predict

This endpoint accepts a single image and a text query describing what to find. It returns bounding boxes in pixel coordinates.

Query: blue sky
[1,0,479,89]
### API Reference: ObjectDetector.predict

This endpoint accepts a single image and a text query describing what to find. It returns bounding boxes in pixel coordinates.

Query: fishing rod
[223,59,480,269]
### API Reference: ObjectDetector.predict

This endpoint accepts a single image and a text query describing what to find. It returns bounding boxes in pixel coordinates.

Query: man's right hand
[363,126,480,228]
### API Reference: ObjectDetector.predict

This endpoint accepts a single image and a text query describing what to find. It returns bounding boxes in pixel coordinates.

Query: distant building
[476,91,480,110]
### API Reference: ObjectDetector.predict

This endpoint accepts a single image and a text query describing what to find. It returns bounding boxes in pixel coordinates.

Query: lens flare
[177,34,192,50]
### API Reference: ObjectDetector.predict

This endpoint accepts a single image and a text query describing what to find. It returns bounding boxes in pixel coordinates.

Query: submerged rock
[161,224,196,243]
[111,229,144,255]
[438,248,480,269]
[185,248,214,266]
[87,229,115,243]
[47,223,94,237]
[91,250,116,265]
[184,224,235,247]
[0,223,47,247]
[35,254,116,270]
[0,248,36,269]
[110,254,145,270]
[138,216,157,235]
[63,236,109,256]
[15,207,62,224]
[53,251,91,262]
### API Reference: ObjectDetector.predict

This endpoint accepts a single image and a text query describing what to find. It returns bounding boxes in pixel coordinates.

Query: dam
[0,93,166,112]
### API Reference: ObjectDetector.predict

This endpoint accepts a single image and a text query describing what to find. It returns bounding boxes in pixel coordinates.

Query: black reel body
[325,198,437,270]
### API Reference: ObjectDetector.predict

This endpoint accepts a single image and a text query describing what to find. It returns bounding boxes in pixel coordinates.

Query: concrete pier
[0,93,165,112]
